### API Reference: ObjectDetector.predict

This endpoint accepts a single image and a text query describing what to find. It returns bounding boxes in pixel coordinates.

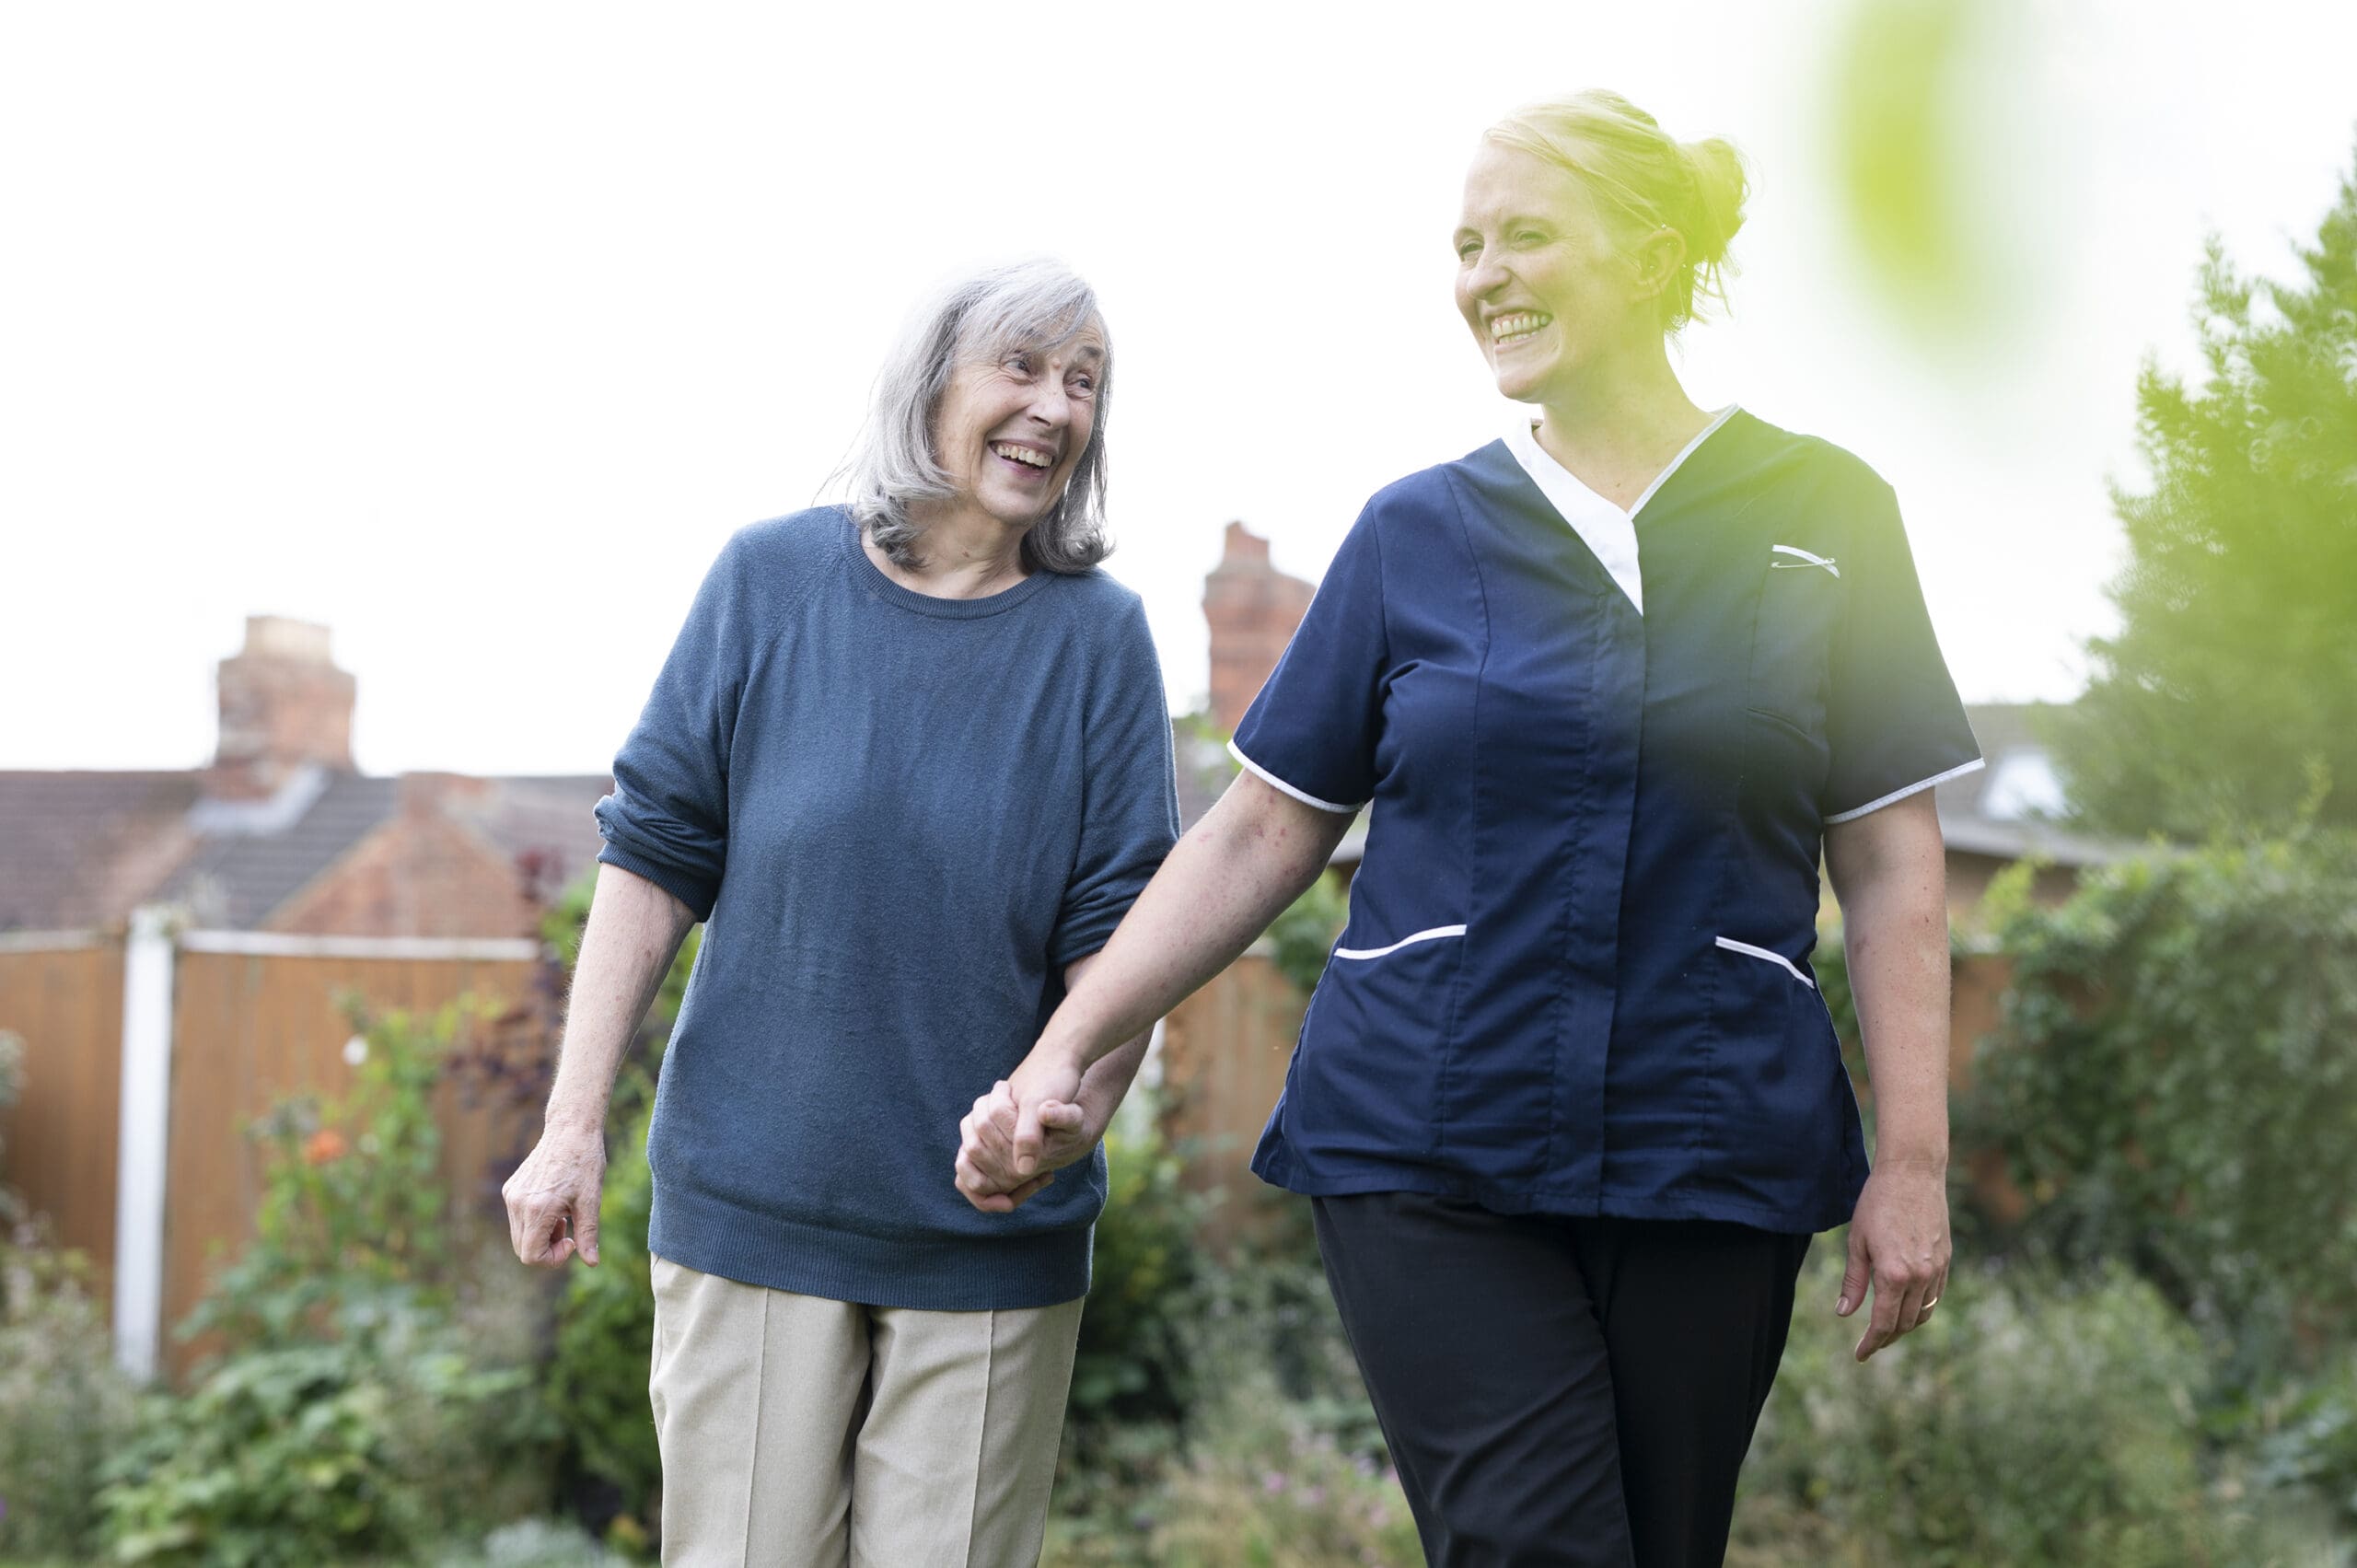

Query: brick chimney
[1202,522,1318,734]
[207,616,356,799]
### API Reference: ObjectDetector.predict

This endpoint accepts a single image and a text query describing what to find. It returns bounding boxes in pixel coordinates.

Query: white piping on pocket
[1770,544,1840,577]
[1333,925,1467,961]
[1714,936,1816,989]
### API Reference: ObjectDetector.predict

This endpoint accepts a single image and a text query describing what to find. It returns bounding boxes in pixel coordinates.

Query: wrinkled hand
[1837,1160,1950,1361]
[503,1123,607,1268]
[955,1080,1097,1214]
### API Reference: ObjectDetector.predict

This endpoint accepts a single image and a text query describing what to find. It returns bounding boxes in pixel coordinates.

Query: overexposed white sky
[4,2,2352,775]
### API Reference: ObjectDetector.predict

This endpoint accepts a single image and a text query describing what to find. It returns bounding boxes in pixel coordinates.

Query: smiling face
[931,325,1105,532]
[1454,141,1663,406]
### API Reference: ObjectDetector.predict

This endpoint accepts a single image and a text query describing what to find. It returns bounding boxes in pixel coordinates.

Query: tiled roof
[0,772,202,933]
[447,774,613,901]
[158,772,400,929]
[0,766,613,934]
[1937,703,2128,867]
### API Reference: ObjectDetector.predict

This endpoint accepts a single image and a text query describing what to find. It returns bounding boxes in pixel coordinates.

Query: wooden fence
[0,935,125,1303]
[3,915,2021,1378]
[0,923,549,1384]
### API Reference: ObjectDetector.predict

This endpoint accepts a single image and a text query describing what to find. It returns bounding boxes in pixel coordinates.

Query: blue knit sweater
[594,507,1178,1309]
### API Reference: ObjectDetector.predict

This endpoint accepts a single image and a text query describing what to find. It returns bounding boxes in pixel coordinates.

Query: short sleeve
[1228,507,1387,813]
[1819,479,1983,823]
[594,537,756,920]
[1051,597,1182,968]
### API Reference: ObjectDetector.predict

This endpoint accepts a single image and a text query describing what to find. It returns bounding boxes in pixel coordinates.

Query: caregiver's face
[934,327,1104,530]
[1453,141,1643,404]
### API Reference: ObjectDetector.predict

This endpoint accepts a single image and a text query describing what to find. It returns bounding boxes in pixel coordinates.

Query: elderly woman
[502,259,1178,1567]
[965,93,1980,1567]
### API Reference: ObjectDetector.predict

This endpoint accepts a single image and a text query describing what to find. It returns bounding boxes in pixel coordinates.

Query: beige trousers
[649,1255,1085,1568]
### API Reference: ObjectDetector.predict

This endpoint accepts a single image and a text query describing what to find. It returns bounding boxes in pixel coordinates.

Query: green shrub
[434,1516,624,1566]
[530,876,701,1551]
[0,1028,22,1226]
[1049,1180,1405,1568]
[0,1232,138,1560]
[545,1086,662,1543]
[1963,831,2357,1349]
[2249,1347,2357,1533]
[1143,1371,1422,1568]
[99,1324,536,1567]
[1733,1247,2325,1565]
[185,998,476,1352]
[1067,1097,1209,1425]
[1266,875,1350,997]
[99,999,563,1564]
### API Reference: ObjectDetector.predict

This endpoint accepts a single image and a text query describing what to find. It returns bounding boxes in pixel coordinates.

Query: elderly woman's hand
[1836,1157,1951,1361]
[503,1122,608,1268]
[954,1081,1097,1213]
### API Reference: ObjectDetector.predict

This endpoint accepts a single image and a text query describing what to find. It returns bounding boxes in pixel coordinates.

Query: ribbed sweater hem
[648,1180,1094,1311]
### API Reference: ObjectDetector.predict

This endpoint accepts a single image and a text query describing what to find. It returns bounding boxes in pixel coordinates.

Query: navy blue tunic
[1234,410,1981,1234]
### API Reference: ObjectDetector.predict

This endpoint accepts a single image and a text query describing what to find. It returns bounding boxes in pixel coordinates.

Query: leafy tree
[2054,142,2357,838]
[1962,830,2357,1357]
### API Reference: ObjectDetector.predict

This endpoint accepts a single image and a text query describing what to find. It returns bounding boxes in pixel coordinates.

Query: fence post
[112,906,176,1382]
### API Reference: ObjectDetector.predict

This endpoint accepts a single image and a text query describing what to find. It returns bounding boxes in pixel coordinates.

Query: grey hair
[845,259,1114,575]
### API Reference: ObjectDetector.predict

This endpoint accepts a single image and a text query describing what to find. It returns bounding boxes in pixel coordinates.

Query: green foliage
[1963,830,2357,1345]
[532,874,702,1548]
[1265,875,1351,997]
[99,1333,535,1567]
[545,1089,662,1537]
[100,999,562,1564]
[2250,1347,2357,1532]
[1066,1099,1208,1423]
[432,1516,623,1566]
[1733,1249,2325,1566]
[185,998,474,1352]
[1049,1181,1407,1568]
[1141,1376,1422,1568]
[0,1028,24,1233]
[2054,144,2357,838]
[0,1234,138,1560]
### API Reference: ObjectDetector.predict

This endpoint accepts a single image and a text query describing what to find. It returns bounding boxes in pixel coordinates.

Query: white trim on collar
[1504,404,1741,618]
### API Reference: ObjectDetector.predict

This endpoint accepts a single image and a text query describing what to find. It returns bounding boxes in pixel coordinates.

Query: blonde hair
[1485,89,1748,331]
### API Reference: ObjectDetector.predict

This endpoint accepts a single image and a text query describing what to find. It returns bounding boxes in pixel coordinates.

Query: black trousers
[1312,1192,1812,1568]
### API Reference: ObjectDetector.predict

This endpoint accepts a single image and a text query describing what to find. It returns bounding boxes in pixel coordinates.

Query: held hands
[955,1067,1097,1214]
[1836,1158,1951,1362]
[502,1122,607,1268]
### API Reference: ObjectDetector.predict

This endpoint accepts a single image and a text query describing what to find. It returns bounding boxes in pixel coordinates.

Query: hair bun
[1680,137,1749,265]
[1484,91,1749,331]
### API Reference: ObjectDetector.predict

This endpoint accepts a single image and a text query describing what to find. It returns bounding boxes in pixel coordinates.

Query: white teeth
[991,443,1051,469]
[1491,311,1550,343]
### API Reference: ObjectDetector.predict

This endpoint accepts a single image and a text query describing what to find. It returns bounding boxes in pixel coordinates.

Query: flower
[343,1034,369,1067]
[303,1129,348,1166]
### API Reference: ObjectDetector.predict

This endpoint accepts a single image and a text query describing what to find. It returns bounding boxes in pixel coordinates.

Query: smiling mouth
[1490,311,1551,347]
[990,441,1054,475]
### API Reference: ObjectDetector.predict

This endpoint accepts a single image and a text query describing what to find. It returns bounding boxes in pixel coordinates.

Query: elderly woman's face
[934,327,1104,529]
[1453,142,1645,405]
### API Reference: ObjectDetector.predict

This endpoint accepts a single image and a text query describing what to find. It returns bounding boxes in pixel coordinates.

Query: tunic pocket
[1710,936,1853,1201]
[1747,549,1842,738]
[1293,923,1467,1162]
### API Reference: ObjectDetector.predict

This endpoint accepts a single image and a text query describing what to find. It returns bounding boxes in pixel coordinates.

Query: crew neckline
[839,507,1057,619]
